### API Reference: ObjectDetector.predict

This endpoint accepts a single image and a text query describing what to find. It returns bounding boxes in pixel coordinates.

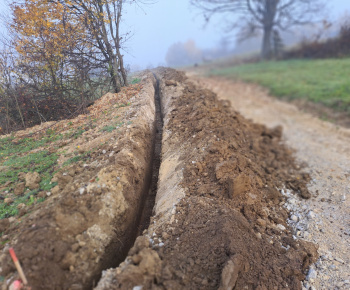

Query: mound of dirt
[0,72,157,289]
[96,68,317,290]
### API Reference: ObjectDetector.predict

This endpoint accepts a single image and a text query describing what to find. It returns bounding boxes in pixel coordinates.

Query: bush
[284,22,350,59]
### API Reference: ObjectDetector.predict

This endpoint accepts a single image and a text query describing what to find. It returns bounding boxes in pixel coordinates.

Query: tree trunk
[261,26,272,59]
[109,62,121,93]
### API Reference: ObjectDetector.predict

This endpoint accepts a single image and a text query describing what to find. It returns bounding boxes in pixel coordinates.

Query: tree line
[0,0,152,134]
[0,0,327,134]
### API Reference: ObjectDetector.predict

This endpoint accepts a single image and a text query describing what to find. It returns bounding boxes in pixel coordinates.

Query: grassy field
[212,58,350,113]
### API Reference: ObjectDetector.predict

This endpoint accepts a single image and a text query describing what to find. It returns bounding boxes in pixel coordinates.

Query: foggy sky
[0,0,349,69]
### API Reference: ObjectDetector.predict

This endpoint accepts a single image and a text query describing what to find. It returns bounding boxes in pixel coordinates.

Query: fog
[123,0,350,69]
[0,0,349,69]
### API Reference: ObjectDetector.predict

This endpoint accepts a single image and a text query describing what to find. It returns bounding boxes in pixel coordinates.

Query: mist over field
[1,0,349,69]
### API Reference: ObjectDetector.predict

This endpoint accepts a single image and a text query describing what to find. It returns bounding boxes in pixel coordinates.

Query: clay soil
[96,68,318,290]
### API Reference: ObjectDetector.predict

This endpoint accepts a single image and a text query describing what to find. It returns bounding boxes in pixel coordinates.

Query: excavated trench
[0,69,319,290]
[99,75,164,271]
[0,72,163,290]
[137,74,163,234]
[97,73,164,280]
[95,68,318,290]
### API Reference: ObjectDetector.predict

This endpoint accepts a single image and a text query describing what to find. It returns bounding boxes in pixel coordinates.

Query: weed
[131,78,141,84]
[101,125,115,133]
[63,150,92,167]
[0,189,39,219]
[100,121,124,133]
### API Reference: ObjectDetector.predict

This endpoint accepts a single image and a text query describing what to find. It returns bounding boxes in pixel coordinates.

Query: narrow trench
[137,73,163,234]
[93,74,164,287]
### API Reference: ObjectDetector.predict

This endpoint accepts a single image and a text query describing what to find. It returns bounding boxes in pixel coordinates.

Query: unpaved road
[190,75,350,290]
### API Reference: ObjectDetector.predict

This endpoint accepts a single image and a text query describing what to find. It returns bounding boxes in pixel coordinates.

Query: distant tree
[166,39,202,66]
[191,0,325,59]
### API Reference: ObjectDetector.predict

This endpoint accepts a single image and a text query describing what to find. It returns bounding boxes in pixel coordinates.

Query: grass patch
[212,58,350,113]
[100,121,124,133]
[0,133,62,163]
[63,150,92,167]
[131,78,141,84]
[0,132,62,218]
[0,189,40,219]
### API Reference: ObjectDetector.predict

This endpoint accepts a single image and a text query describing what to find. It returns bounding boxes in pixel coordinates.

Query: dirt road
[190,75,350,290]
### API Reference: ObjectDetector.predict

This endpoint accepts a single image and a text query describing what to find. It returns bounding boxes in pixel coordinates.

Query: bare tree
[191,0,325,59]
[58,0,154,92]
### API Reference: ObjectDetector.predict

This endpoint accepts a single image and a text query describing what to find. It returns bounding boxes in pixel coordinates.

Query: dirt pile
[96,68,317,289]
[0,72,157,289]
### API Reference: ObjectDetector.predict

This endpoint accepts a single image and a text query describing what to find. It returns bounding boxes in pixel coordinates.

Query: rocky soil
[1,67,342,290]
[96,68,318,290]
[190,75,350,290]
[0,72,157,289]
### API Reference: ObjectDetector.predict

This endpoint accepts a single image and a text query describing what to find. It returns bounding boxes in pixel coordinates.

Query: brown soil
[95,68,318,290]
[189,75,350,289]
[0,73,157,289]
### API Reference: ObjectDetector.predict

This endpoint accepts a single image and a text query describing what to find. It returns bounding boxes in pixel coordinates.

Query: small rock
[17,203,25,210]
[165,80,177,86]
[276,224,286,231]
[306,268,317,281]
[291,215,298,222]
[46,191,52,197]
[329,264,337,270]
[25,171,41,190]
[79,188,85,195]
[4,198,13,204]
[102,150,106,154]
[307,211,316,219]
[162,232,170,240]
[37,191,46,198]
[14,182,25,195]
[17,172,26,180]
[334,257,344,264]
[256,233,262,239]
[0,218,10,232]
[78,241,86,247]
[256,218,267,228]
[51,185,60,195]
[303,231,310,239]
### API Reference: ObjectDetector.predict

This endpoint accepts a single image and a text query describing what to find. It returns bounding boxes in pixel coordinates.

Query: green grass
[0,132,62,219]
[131,78,141,84]
[0,189,41,219]
[100,121,124,133]
[212,58,350,112]
[63,150,92,167]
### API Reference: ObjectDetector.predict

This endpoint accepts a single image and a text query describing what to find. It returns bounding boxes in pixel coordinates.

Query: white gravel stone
[291,215,298,222]
[306,268,317,281]
[276,224,286,231]
[307,211,316,219]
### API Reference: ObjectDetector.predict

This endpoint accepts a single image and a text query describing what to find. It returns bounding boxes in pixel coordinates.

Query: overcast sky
[0,0,349,69]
